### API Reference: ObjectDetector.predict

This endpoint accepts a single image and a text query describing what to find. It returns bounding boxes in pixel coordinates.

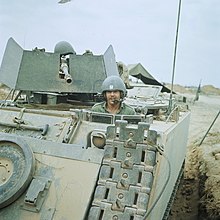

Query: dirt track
[169,94,220,220]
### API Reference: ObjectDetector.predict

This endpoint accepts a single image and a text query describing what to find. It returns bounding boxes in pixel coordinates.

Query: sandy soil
[169,94,220,220]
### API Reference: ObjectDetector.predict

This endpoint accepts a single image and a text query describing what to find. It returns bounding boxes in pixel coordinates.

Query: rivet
[129,132,134,137]
[118,193,124,199]
[122,173,128,178]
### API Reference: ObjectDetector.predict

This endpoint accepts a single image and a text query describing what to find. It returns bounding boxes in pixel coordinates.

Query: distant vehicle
[0,38,190,220]
[58,0,71,4]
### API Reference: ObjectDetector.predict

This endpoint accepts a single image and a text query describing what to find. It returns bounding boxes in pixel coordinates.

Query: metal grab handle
[0,121,49,136]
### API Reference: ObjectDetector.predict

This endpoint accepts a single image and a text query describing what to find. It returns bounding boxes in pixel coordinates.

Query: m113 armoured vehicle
[0,38,190,220]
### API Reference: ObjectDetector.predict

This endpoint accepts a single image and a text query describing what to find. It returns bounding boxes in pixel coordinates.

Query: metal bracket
[21,176,51,212]
[13,108,26,124]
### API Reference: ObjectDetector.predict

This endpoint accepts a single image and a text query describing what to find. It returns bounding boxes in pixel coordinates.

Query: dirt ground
[168,93,220,220]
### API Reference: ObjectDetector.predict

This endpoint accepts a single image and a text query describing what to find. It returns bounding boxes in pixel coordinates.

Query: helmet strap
[120,91,124,100]
[103,92,107,101]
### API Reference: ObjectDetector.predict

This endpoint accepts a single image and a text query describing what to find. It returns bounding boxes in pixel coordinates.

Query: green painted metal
[0,38,119,93]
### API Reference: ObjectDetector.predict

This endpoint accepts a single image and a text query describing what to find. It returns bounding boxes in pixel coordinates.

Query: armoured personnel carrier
[0,38,190,220]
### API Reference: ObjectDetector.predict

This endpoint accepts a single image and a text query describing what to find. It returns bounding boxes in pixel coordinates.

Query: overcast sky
[0,0,220,88]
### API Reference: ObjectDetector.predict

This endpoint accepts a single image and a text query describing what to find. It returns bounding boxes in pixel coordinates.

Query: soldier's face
[106,90,121,105]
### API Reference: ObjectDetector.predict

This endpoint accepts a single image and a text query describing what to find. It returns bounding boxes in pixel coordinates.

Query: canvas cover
[128,63,174,93]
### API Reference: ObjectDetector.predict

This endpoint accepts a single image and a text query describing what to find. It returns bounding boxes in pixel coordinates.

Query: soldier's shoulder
[123,103,136,114]
[124,103,134,110]
[91,102,104,110]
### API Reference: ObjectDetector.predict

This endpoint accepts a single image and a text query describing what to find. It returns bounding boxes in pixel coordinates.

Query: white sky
[0,0,220,88]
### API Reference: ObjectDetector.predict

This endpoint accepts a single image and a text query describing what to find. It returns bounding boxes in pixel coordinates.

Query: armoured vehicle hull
[0,38,190,220]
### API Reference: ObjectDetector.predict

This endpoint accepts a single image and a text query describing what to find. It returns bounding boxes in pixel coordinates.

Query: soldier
[117,61,133,89]
[92,75,136,115]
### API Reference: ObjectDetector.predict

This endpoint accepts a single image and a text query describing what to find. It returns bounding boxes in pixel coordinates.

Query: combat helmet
[54,41,76,55]
[101,75,127,98]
